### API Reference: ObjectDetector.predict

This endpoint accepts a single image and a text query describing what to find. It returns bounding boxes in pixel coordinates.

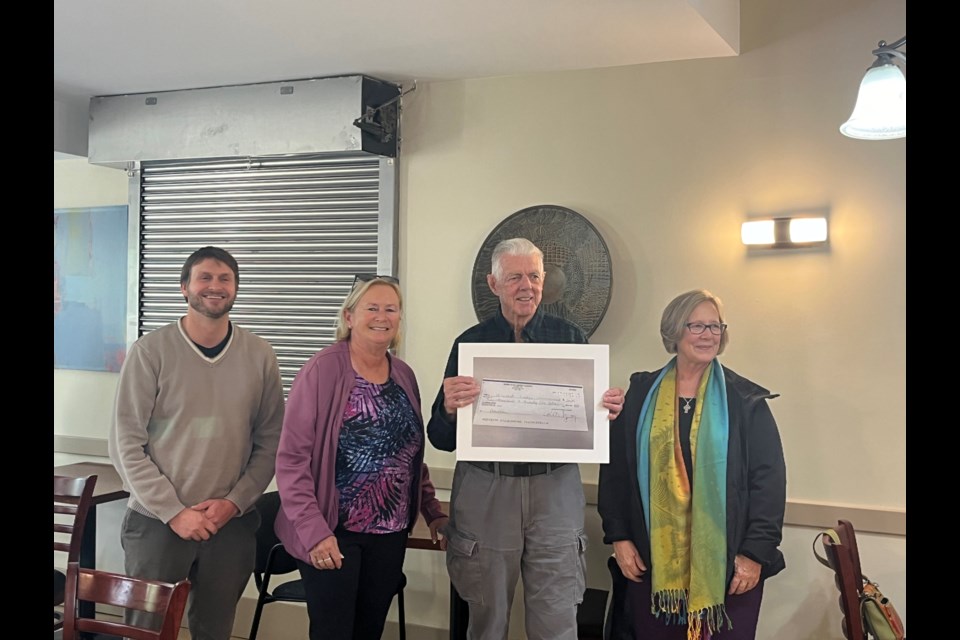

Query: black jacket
[598,364,787,587]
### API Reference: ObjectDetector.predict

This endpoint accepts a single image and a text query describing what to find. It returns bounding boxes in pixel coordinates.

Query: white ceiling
[53,0,739,106]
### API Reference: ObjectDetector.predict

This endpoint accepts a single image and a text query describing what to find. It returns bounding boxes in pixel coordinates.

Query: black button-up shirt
[427,307,588,452]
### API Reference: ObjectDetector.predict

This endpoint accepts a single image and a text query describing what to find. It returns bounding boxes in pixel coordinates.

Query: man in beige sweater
[109,246,285,640]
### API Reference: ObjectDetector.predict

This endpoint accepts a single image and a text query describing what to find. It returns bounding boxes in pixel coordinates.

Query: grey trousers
[445,462,588,640]
[120,508,260,640]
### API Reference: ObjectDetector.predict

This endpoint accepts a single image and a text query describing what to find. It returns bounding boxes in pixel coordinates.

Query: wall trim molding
[56,441,904,537]
[54,435,109,457]
[427,466,905,536]
[782,500,905,537]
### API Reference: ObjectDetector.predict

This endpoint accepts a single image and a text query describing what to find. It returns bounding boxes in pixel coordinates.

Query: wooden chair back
[54,474,98,563]
[62,562,191,640]
[54,474,97,630]
[818,519,867,640]
[834,519,865,589]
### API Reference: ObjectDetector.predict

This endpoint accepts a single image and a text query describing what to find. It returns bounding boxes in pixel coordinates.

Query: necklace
[680,396,695,414]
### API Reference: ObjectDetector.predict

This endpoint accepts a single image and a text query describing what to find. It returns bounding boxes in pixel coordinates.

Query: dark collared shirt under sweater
[427,306,588,452]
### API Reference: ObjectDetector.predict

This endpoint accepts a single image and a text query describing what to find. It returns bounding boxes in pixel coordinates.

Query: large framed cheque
[456,343,609,463]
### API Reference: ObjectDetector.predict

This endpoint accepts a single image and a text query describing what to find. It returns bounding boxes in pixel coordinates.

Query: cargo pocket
[529,530,586,611]
[446,529,484,605]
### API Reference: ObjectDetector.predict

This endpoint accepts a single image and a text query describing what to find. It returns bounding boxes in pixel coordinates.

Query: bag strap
[812,528,840,569]
[814,529,879,591]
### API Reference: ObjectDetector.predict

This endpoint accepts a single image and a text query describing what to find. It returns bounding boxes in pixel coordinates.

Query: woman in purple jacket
[275,274,448,640]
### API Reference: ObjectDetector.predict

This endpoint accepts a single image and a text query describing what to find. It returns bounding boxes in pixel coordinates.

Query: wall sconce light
[840,36,906,140]
[741,216,828,249]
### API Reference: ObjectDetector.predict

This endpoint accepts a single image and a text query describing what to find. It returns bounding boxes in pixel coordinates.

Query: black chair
[249,491,407,640]
[576,586,609,640]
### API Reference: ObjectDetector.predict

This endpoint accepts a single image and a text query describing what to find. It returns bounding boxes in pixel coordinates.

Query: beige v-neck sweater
[109,320,285,523]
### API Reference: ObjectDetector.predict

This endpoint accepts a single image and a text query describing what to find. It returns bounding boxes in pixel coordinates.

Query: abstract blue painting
[54,206,129,372]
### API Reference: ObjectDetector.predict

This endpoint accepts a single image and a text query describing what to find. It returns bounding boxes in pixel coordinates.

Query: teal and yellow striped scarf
[636,358,730,639]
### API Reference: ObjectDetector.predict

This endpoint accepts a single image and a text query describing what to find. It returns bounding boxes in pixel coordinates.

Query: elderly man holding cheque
[427,237,625,640]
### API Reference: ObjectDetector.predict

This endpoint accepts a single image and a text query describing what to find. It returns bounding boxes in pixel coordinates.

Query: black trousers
[297,527,408,640]
[622,574,765,639]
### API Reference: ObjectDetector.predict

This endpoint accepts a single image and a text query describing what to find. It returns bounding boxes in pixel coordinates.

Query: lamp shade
[788,217,828,243]
[840,63,906,140]
[741,220,775,245]
[741,216,828,249]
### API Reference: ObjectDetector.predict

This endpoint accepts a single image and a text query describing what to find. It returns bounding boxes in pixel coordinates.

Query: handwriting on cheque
[473,379,589,432]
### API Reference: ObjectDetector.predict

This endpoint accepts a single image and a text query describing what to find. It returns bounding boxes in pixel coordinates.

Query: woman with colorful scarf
[598,289,786,640]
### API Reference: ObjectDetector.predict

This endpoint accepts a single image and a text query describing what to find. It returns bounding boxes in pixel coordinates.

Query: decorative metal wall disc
[470,204,613,337]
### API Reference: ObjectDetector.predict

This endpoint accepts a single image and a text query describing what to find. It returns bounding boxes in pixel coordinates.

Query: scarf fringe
[651,588,689,619]
[652,590,731,640]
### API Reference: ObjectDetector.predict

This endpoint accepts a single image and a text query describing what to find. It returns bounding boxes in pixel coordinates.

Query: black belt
[467,461,568,477]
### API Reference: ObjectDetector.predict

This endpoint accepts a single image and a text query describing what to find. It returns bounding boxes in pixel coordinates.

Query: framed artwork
[54,206,129,372]
[456,343,610,463]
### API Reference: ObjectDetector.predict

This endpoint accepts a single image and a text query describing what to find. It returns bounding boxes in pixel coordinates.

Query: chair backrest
[834,519,864,588]
[248,491,304,640]
[254,491,298,576]
[54,474,98,564]
[55,474,98,629]
[63,562,191,640]
[818,519,867,640]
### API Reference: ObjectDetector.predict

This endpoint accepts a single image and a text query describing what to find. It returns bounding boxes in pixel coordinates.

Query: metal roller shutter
[134,153,397,394]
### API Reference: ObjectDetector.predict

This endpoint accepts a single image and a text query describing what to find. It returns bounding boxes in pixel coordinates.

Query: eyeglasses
[685,322,728,335]
[352,274,400,287]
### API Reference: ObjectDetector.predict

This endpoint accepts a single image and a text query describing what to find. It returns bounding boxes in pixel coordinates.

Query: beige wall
[400,0,906,511]
[54,0,906,636]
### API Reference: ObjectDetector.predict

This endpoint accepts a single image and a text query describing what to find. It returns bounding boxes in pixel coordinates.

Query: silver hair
[490,237,544,281]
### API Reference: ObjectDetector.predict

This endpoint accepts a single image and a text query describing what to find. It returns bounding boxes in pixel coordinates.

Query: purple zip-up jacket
[275,339,446,563]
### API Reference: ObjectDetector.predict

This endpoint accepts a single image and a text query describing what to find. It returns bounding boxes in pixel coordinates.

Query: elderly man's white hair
[490,238,544,281]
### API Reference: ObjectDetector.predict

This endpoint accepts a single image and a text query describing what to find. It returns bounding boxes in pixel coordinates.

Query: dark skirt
[615,575,765,640]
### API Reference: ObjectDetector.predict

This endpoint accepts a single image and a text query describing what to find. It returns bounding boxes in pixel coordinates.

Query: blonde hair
[660,289,729,355]
[334,278,403,350]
